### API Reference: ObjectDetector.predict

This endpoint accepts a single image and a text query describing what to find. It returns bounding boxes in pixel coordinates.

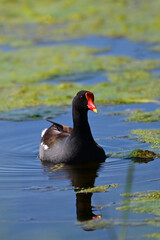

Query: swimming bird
[39,90,106,164]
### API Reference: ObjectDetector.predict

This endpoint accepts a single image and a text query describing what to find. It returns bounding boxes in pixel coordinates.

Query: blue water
[37,35,160,60]
[0,36,160,240]
[0,102,160,240]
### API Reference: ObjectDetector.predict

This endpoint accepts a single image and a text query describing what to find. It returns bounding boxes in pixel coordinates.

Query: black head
[72,90,97,113]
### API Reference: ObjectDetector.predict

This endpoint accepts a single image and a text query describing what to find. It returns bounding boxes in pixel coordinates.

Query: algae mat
[0,44,160,116]
[1,0,160,46]
[1,0,160,119]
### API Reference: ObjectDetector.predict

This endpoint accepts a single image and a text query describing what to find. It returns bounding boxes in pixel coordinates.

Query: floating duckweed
[131,129,160,149]
[1,0,160,46]
[1,45,160,116]
[145,233,160,239]
[129,149,156,159]
[127,108,160,122]
[117,191,160,217]
[0,106,67,121]
[107,108,160,122]
[77,219,112,230]
[145,218,160,227]
[150,45,160,52]
[76,184,120,194]
[49,163,65,171]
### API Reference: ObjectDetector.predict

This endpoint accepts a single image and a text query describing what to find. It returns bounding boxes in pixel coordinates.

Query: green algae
[129,149,156,160]
[131,129,160,149]
[108,149,157,162]
[150,45,160,53]
[118,191,160,238]
[127,108,160,122]
[75,184,120,194]
[1,44,160,118]
[77,219,113,230]
[107,108,160,122]
[117,191,160,216]
[145,218,160,227]
[0,106,67,121]
[1,0,160,46]
[145,233,160,240]
[78,218,145,231]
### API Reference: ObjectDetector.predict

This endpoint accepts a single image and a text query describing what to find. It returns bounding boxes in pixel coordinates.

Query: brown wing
[46,119,72,133]
[41,120,73,148]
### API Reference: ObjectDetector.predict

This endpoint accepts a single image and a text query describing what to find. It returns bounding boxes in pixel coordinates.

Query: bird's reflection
[41,161,104,223]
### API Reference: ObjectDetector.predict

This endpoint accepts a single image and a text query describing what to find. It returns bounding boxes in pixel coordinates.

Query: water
[0,101,160,240]
[37,35,160,60]
[0,36,160,239]
[40,36,160,85]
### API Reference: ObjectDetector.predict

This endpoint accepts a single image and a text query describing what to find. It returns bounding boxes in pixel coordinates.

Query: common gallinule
[39,90,106,163]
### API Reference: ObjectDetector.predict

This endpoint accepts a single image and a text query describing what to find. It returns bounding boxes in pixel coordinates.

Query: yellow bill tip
[92,108,98,114]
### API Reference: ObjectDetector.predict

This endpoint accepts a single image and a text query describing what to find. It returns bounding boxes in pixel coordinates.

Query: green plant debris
[145,218,160,227]
[107,108,160,122]
[106,148,157,163]
[129,149,156,159]
[150,45,160,52]
[76,184,120,194]
[117,191,160,216]
[77,219,113,230]
[1,0,160,46]
[0,106,67,121]
[0,44,160,118]
[106,110,133,117]
[78,218,145,230]
[131,129,160,149]
[127,108,160,122]
[145,233,160,239]
[49,163,65,171]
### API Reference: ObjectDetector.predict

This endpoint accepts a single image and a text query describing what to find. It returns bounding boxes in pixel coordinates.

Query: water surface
[0,102,160,240]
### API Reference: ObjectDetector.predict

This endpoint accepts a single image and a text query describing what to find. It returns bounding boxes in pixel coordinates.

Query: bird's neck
[72,107,93,138]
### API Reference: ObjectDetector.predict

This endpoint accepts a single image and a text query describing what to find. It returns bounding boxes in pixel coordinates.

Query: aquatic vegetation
[145,233,160,239]
[1,0,160,46]
[131,129,160,149]
[0,44,160,118]
[76,184,120,193]
[150,45,160,52]
[117,191,160,216]
[77,219,113,230]
[145,218,160,227]
[117,191,160,238]
[127,108,160,122]
[129,149,156,160]
[0,106,67,121]
[108,149,157,162]
[107,108,160,122]
[78,218,145,231]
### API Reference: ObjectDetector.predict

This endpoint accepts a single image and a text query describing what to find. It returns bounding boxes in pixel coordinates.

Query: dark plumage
[39,90,106,164]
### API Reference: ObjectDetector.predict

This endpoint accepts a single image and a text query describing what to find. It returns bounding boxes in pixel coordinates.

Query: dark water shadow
[41,161,104,228]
